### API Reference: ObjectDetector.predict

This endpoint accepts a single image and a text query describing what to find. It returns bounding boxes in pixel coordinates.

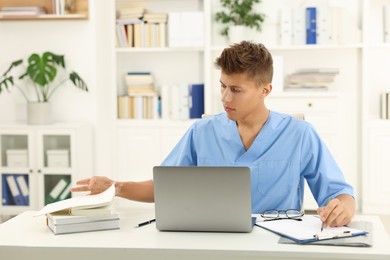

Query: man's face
[220,72,268,122]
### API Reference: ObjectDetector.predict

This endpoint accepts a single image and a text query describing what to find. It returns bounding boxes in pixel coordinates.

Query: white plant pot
[228,25,248,44]
[27,102,51,125]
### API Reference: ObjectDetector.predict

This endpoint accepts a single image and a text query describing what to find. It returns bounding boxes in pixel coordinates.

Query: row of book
[285,68,339,91]
[2,174,29,206]
[117,83,204,120]
[279,6,360,45]
[381,93,390,119]
[116,13,168,48]
[116,6,203,48]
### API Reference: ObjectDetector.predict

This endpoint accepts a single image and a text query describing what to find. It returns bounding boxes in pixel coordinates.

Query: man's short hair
[214,41,273,85]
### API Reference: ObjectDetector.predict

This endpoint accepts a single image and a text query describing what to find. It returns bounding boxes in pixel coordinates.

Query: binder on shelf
[16,175,29,206]
[292,7,306,45]
[305,7,317,44]
[2,175,10,206]
[279,8,292,46]
[384,5,390,43]
[381,93,390,119]
[6,175,26,206]
[316,6,330,45]
[45,177,71,205]
[189,84,204,119]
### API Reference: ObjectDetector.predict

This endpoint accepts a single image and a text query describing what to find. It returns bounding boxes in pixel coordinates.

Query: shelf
[116,47,204,53]
[210,44,363,52]
[0,0,88,21]
[269,91,339,98]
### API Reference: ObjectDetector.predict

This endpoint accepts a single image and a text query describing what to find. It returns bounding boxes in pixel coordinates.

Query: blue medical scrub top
[161,111,354,214]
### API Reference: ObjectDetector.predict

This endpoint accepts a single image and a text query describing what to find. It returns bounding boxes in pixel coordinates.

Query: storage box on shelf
[0,0,89,20]
[0,123,93,215]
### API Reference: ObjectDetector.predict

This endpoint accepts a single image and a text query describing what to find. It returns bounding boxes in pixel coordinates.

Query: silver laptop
[153,166,255,233]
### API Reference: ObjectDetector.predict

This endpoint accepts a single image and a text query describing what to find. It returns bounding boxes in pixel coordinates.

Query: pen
[321,197,331,232]
[135,218,156,228]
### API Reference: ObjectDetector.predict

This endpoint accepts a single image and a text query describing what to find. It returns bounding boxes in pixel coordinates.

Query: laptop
[153,166,255,233]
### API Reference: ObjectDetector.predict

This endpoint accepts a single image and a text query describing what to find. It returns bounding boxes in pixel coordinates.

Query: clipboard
[256,215,369,244]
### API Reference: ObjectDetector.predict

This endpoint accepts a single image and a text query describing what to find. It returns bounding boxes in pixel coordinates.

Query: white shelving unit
[361,0,390,214]
[108,0,364,210]
[0,123,93,215]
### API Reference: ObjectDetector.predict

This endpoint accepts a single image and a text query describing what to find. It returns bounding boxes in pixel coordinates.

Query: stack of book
[115,7,168,48]
[118,72,159,119]
[285,68,339,91]
[46,205,119,235]
[0,6,46,18]
[36,184,120,235]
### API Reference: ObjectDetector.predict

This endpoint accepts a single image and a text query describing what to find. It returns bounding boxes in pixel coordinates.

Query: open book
[35,184,115,216]
[256,215,368,244]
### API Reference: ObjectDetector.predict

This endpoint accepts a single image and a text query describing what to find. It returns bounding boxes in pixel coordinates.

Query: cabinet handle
[37,169,41,173]
[29,169,33,173]
[307,102,313,107]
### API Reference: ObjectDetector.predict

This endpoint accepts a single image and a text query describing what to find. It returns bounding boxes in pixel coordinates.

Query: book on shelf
[381,92,390,119]
[0,6,46,18]
[118,6,145,19]
[36,183,116,216]
[46,213,119,235]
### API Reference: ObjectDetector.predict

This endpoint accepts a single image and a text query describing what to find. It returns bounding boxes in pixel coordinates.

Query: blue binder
[6,175,26,206]
[305,7,317,44]
[189,83,204,118]
[15,175,29,206]
[2,175,10,206]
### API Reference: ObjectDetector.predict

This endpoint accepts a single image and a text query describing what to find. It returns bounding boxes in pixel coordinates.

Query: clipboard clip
[313,231,353,240]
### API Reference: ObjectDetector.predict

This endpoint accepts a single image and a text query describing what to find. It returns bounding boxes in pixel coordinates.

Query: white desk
[0,205,390,260]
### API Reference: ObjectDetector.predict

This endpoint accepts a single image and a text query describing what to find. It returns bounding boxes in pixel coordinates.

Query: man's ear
[262,83,272,96]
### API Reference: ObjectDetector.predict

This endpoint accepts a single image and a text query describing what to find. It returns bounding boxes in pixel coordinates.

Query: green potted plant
[215,0,266,42]
[0,51,88,124]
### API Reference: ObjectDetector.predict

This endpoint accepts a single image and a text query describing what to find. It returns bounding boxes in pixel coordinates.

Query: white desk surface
[0,205,390,260]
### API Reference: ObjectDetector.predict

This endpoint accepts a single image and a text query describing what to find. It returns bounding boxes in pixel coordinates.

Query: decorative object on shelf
[214,0,265,43]
[0,51,88,124]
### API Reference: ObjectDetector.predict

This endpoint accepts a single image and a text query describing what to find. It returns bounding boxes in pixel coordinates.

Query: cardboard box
[6,150,28,167]
[47,150,69,168]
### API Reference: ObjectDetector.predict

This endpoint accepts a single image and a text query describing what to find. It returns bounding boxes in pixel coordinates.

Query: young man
[72,41,355,228]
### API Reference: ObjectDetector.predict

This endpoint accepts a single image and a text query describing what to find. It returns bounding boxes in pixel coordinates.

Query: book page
[34,184,115,216]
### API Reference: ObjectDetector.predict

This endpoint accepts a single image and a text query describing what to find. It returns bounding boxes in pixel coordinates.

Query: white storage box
[6,149,28,167]
[47,150,69,167]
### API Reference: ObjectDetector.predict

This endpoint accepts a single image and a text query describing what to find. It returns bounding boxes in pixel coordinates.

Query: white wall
[0,8,97,124]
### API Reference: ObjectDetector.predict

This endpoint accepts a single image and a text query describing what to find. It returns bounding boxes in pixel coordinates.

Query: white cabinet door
[364,125,390,214]
[0,124,93,214]
[115,127,161,182]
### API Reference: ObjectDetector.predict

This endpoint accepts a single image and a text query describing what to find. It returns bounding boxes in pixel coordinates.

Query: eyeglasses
[260,209,304,221]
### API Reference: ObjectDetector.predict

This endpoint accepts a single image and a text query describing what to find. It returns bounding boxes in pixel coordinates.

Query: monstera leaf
[0,51,88,102]
[22,52,65,87]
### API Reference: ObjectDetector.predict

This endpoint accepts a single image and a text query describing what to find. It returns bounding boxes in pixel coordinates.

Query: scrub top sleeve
[300,126,354,207]
[160,123,197,166]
